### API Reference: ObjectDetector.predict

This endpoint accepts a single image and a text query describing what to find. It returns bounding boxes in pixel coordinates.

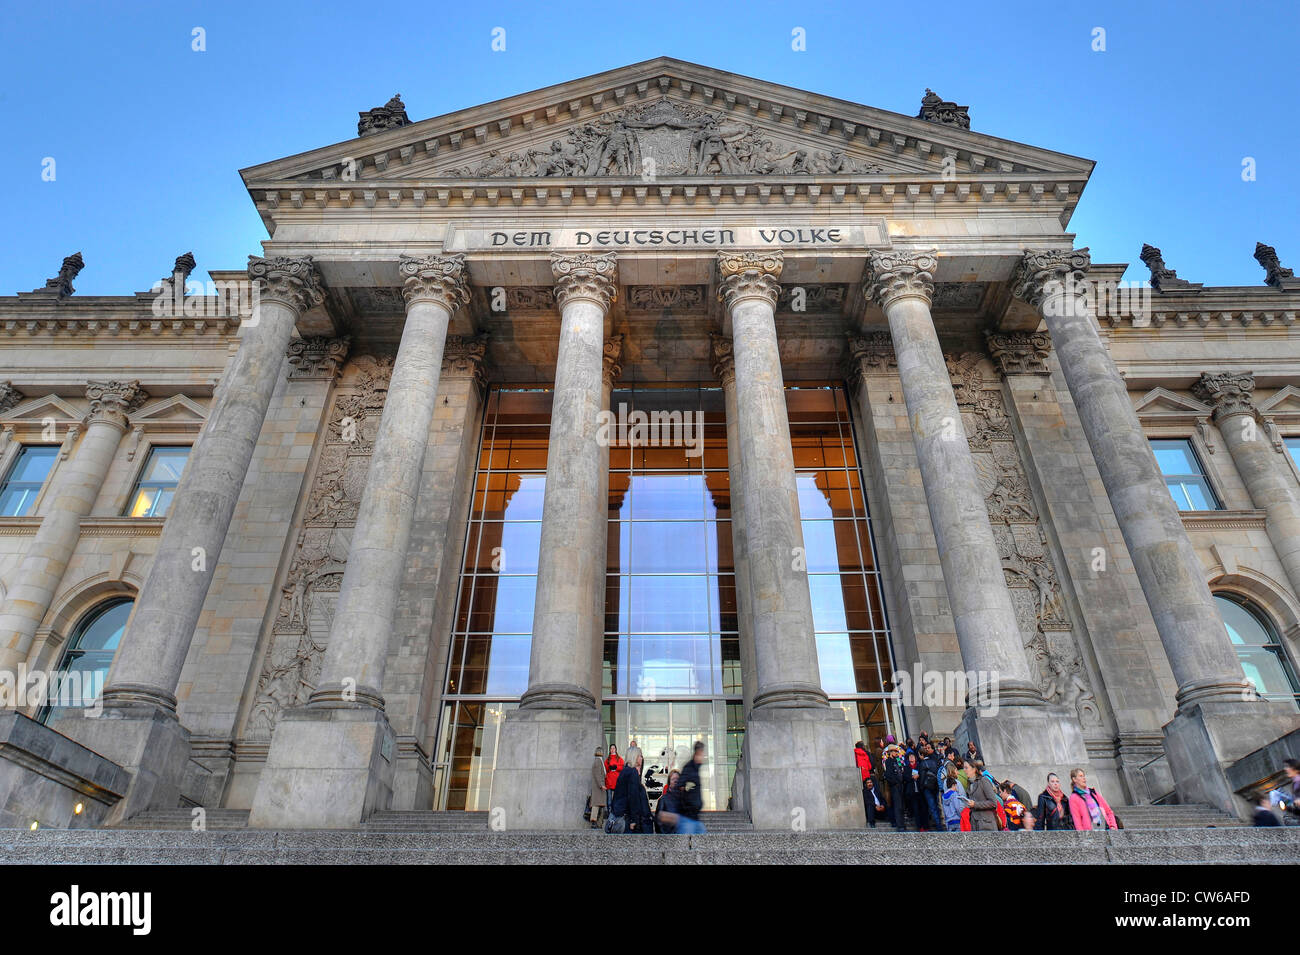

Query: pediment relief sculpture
[442,97,884,179]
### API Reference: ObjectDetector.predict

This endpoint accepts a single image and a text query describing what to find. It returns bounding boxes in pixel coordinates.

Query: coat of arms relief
[443,97,884,178]
[946,352,1102,728]
[246,355,393,739]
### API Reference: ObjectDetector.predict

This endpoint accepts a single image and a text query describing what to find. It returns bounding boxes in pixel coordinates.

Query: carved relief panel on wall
[946,352,1101,728]
[245,355,394,739]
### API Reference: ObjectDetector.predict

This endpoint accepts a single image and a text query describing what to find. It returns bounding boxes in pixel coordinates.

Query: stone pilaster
[250,254,470,829]
[866,250,1087,787]
[488,252,618,831]
[718,250,863,830]
[1193,372,1300,601]
[56,255,323,824]
[1013,248,1298,816]
[0,380,145,681]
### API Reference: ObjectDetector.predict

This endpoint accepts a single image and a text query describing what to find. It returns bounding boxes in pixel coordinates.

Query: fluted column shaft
[1194,372,1300,602]
[718,251,826,710]
[1014,249,1250,709]
[311,255,469,708]
[103,256,323,713]
[0,381,145,677]
[711,335,757,716]
[521,253,618,710]
[866,250,1040,705]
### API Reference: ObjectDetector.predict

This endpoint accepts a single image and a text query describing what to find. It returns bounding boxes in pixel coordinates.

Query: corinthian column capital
[442,332,490,384]
[864,249,938,308]
[84,380,147,429]
[717,249,783,311]
[1192,371,1257,420]
[1010,247,1092,310]
[709,333,736,386]
[287,336,351,380]
[247,255,326,313]
[400,253,472,311]
[985,331,1053,376]
[551,252,618,311]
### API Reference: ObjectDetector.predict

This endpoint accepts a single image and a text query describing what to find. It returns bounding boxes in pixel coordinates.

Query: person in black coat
[862,776,886,828]
[1034,772,1075,830]
[610,763,652,833]
[1253,795,1282,827]
[903,752,928,831]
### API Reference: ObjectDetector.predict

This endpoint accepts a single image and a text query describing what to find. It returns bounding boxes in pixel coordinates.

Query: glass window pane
[10,446,58,482]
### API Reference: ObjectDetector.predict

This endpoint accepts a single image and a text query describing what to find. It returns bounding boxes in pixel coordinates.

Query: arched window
[38,598,133,724]
[1214,593,1300,710]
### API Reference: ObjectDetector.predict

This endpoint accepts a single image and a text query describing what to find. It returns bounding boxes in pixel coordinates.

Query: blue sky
[1,0,1295,294]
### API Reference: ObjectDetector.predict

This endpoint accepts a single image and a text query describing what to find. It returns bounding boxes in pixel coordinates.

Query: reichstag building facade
[1,59,1298,830]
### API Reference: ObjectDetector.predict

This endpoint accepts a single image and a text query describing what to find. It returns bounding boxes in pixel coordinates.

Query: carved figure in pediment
[585,119,641,176]
[690,117,744,174]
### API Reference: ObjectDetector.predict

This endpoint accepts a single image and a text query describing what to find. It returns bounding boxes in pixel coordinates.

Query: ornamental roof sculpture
[440,96,884,178]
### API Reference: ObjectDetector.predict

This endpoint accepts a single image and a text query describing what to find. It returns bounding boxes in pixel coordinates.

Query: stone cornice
[247,255,326,313]
[552,252,619,311]
[717,249,783,310]
[986,331,1052,376]
[399,253,472,311]
[864,249,937,308]
[1181,509,1268,531]
[0,517,164,537]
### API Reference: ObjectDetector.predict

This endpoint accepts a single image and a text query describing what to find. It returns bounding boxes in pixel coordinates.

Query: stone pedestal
[248,705,396,829]
[744,707,863,830]
[487,706,602,831]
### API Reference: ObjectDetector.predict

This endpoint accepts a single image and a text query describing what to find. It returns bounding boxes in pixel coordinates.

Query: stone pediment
[1133,387,1211,419]
[1259,385,1300,418]
[132,394,207,426]
[242,57,1094,191]
[2,394,80,423]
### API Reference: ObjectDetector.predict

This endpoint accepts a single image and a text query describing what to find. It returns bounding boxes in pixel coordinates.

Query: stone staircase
[1110,804,1245,829]
[4,825,1297,864]
[361,810,754,832]
[112,808,251,830]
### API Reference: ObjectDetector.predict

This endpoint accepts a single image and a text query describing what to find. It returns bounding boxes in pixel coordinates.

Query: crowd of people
[854,733,1121,831]
[587,731,1300,834]
[590,739,707,835]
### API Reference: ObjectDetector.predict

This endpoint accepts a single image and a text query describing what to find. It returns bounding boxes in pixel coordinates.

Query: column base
[744,704,865,830]
[1162,700,1300,818]
[53,702,192,826]
[956,702,1091,792]
[248,704,396,829]
[487,704,601,831]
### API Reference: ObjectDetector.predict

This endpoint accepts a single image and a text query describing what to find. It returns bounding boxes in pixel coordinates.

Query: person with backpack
[607,758,650,834]
[1034,772,1075,830]
[919,743,944,831]
[941,775,970,831]
[676,741,707,835]
[1067,767,1117,831]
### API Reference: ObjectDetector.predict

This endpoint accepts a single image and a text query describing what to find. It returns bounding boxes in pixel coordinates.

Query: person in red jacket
[854,740,873,824]
[604,745,625,797]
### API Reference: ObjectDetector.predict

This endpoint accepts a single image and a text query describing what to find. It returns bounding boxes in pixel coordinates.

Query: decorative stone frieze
[844,332,896,386]
[626,285,706,310]
[29,252,84,298]
[499,287,556,311]
[863,249,937,308]
[551,251,618,310]
[0,382,24,414]
[399,254,471,311]
[1192,371,1257,421]
[602,334,624,387]
[716,249,782,310]
[708,333,735,386]
[442,334,490,385]
[917,89,969,129]
[776,284,847,313]
[986,331,1053,376]
[287,336,351,380]
[247,255,325,313]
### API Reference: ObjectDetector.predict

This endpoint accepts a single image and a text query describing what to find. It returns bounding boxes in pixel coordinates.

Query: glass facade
[0,445,58,517]
[1151,438,1220,510]
[432,383,899,811]
[126,446,190,518]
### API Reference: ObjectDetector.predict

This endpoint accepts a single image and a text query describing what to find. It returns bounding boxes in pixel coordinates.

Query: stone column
[1193,372,1300,600]
[489,252,618,831]
[250,255,470,829]
[718,250,862,830]
[0,381,145,680]
[55,255,324,822]
[865,250,1088,784]
[1013,248,1298,814]
[710,334,756,814]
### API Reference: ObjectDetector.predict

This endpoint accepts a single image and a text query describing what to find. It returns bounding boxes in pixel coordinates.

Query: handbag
[604,813,626,834]
[583,796,592,821]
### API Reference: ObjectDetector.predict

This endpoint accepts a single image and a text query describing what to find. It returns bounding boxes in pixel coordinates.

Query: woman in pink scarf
[1067,767,1117,830]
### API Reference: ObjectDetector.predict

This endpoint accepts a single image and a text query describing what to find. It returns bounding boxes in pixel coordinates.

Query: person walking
[1034,773,1075,830]
[1067,768,1117,831]
[1252,793,1281,827]
[656,769,682,834]
[590,747,608,828]
[676,741,708,835]
[966,760,1001,831]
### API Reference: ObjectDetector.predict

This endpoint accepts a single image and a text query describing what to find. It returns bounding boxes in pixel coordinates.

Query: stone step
[363,810,755,832]
[111,809,251,830]
[3,826,1297,865]
[1109,805,1245,828]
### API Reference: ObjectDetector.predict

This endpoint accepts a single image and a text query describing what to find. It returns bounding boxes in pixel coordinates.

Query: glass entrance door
[603,699,733,811]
